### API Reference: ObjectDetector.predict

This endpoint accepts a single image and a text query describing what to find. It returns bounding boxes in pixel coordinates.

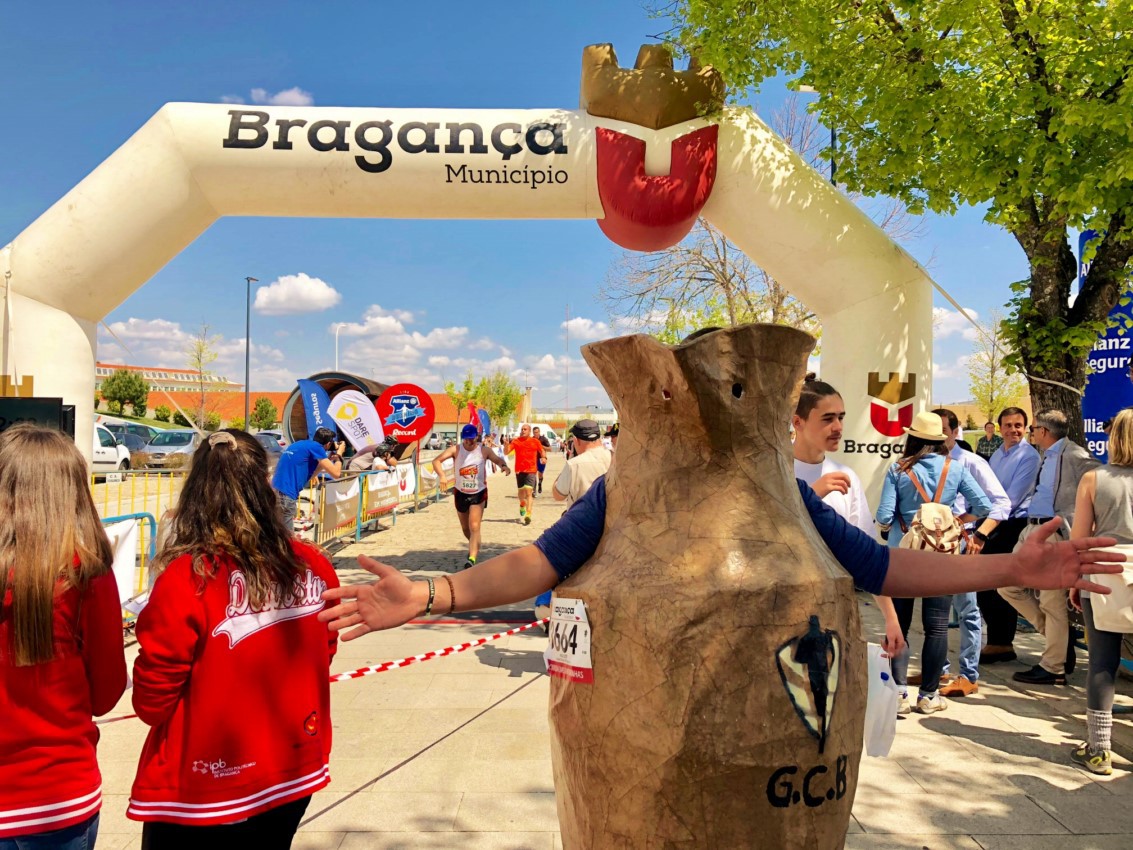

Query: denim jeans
[891,596,952,697]
[940,591,981,683]
[0,814,99,850]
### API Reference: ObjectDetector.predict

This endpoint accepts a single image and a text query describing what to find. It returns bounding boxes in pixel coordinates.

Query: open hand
[1015,519,1124,593]
[318,555,423,641]
[881,621,906,659]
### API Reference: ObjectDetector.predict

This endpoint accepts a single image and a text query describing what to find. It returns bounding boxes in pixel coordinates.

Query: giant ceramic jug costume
[548,325,865,849]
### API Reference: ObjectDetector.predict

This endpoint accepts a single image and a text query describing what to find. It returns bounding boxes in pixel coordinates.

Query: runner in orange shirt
[506,424,547,526]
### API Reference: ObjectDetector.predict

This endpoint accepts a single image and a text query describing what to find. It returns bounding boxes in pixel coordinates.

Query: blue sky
[1,1,1035,408]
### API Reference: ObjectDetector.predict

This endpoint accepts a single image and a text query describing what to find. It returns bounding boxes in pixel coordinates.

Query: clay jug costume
[548,325,865,849]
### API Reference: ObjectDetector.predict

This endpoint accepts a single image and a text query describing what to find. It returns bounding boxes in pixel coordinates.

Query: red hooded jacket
[128,541,338,825]
[0,568,128,838]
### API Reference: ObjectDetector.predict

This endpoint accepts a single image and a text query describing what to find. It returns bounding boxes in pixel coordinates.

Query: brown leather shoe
[940,675,978,697]
[980,644,1017,664]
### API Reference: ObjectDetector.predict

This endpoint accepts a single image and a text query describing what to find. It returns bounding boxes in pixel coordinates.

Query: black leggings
[1082,598,1124,714]
[141,796,310,850]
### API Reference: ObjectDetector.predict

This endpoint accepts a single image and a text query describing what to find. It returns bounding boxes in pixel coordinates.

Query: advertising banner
[377,383,436,444]
[365,468,399,516]
[1080,230,1133,461]
[320,477,360,533]
[328,389,384,451]
[296,379,333,437]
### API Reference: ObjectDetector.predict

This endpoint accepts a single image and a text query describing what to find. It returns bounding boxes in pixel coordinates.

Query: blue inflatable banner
[1080,231,1133,461]
[296,378,333,437]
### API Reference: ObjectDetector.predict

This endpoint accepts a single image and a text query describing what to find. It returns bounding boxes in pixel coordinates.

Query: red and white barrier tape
[330,617,549,682]
[96,617,550,724]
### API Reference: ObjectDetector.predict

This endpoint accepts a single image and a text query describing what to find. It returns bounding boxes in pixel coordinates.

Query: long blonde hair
[0,425,113,666]
[1109,408,1133,467]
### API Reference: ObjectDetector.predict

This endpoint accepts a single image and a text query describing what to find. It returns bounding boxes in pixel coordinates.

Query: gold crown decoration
[867,372,916,406]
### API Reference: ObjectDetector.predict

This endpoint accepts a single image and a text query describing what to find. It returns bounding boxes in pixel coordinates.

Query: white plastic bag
[1088,546,1133,633]
[864,642,899,758]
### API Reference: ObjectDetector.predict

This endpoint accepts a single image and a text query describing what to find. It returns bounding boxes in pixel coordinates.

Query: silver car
[141,429,201,468]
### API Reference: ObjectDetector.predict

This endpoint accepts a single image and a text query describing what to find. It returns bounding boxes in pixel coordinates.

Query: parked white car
[92,424,131,474]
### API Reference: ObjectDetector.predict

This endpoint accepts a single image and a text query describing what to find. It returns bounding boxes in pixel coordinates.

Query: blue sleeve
[534,476,607,580]
[309,443,329,462]
[957,467,992,516]
[874,467,898,528]
[799,480,890,595]
[1014,450,1040,514]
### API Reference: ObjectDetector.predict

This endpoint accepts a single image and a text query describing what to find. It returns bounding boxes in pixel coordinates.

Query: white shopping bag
[864,642,899,758]
[1088,546,1133,634]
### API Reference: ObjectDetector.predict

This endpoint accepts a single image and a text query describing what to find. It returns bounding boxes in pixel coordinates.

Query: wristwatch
[973,530,990,543]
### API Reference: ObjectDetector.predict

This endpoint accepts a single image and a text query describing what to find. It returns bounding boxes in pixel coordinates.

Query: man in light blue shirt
[979,407,1041,664]
[1000,409,1100,685]
[933,409,1011,697]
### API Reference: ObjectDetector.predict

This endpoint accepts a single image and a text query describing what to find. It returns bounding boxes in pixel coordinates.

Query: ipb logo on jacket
[776,616,841,754]
[867,372,916,438]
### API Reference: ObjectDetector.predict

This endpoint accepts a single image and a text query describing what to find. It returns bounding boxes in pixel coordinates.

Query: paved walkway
[95,454,1133,849]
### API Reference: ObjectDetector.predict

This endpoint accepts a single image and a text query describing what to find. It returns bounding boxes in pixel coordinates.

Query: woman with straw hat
[876,411,992,715]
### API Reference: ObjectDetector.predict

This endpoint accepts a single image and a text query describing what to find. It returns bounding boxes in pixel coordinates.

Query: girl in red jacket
[128,430,339,850]
[0,425,128,847]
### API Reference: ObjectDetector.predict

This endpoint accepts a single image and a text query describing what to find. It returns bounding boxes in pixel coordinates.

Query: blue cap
[460,424,479,440]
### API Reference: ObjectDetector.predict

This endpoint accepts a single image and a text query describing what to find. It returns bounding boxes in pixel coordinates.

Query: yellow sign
[0,375,34,398]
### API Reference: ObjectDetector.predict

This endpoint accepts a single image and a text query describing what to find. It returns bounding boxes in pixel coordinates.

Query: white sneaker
[915,694,948,714]
[897,692,912,716]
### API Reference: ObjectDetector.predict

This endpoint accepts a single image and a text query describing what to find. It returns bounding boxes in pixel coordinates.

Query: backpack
[897,458,967,554]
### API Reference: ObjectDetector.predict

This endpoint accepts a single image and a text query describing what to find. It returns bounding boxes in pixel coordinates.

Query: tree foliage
[443,372,477,417]
[185,323,220,428]
[99,369,149,416]
[670,0,1133,440]
[250,397,278,431]
[968,311,1028,424]
[154,405,171,422]
[444,370,523,430]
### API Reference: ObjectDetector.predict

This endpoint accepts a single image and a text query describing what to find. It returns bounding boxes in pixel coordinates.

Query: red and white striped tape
[96,617,550,724]
[329,617,549,682]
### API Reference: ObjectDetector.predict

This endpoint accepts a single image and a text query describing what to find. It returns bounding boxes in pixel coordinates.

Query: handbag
[1088,546,1133,633]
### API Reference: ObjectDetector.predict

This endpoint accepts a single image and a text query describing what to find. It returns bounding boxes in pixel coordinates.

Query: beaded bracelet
[442,575,456,616]
[423,577,436,616]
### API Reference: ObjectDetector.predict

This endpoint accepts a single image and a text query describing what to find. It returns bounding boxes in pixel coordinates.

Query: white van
[92,423,132,473]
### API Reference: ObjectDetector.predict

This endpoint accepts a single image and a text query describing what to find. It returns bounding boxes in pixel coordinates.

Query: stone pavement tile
[848,816,864,833]
[454,792,559,832]
[90,834,137,850]
[856,757,927,794]
[97,795,140,839]
[339,832,555,850]
[852,792,1069,835]
[896,700,1019,734]
[345,683,499,711]
[845,836,982,849]
[465,708,551,734]
[1031,791,1133,834]
[374,758,555,794]
[473,732,554,761]
[974,837,1133,849]
[300,790,462,832]
[292,832,346,849]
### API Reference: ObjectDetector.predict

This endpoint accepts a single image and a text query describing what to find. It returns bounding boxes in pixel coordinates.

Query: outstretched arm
[883,518,1123,598]
[319,547,558,641]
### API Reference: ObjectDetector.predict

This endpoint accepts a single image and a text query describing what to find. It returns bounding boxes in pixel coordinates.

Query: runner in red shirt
[0,425,128,846]
[506,424,547,526]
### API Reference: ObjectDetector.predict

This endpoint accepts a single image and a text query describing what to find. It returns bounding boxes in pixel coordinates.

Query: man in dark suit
[1000,409,1101,684]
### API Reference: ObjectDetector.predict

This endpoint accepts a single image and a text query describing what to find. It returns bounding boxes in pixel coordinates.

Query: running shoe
[915,694,948,715]
[1071,743,1112,775]
[524,515,532,525]
[897,692,912,716]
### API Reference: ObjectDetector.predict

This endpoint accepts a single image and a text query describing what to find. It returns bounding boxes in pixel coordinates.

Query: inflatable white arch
[0,99,931,495]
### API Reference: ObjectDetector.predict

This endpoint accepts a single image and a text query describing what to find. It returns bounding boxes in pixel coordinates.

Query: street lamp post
[335,323,344,371]
[244,276,257,431]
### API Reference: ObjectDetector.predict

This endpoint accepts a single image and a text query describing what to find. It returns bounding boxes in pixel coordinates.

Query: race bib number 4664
[543,597,593,684]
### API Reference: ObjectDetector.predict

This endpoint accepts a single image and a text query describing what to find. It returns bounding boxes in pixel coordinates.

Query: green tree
[443,372,477,417]
[173,410,191,427]
[671,0,1133,442]
[474,370,524,429]
[228,416,245,431]
[968,313,1028,424]
[107,400,122,415]
[250,397,278,431]
[154,405,171,422]
[185,323,220,428]
[203,412,221,432]
[99,369,149,416]
[964,413,979,431]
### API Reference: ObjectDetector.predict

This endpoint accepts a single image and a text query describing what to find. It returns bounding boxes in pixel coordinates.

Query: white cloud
[562,317,612,341]
[219,87,315,106]
[932,354,972,380]
[932,307,980,341]
[254,273,342,316]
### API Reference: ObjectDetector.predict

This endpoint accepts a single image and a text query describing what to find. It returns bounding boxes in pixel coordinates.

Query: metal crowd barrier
[101,512,158,598]
[90,469,187,527]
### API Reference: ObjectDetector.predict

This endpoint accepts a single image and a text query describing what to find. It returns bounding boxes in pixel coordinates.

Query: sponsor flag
[297,379,333,437]
[328,389,384,452]
[478,408,491,436]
